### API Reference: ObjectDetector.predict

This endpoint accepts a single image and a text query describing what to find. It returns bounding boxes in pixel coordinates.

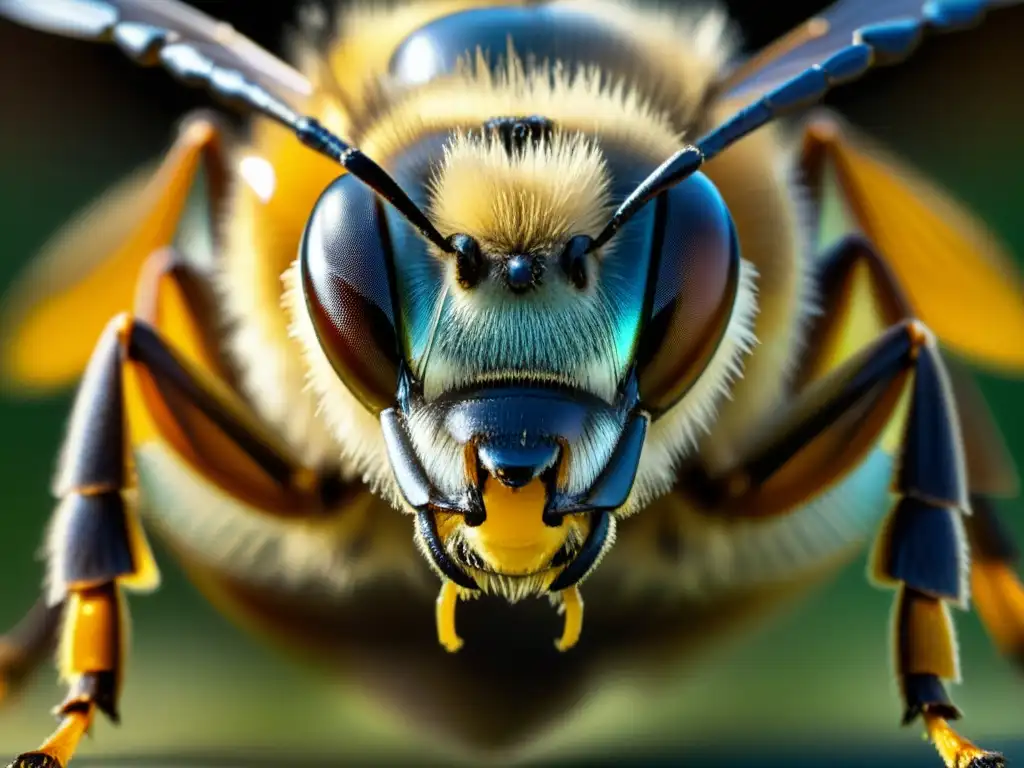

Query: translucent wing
[807,117,1024,373]
[0,118,223,393]
[0,0,312,106]
[720,0,1022,104]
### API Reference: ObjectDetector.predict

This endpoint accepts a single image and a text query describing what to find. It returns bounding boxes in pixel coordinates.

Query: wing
[0,115,227,393]
[719,0,1022,105]
[803,115,1024,373]
[0,0,313,394]
[0,0,311,106]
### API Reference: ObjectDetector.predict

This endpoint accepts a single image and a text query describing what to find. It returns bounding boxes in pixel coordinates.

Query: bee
[0,0,1023,765]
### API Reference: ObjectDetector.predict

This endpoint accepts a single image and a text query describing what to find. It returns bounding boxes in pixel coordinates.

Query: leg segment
[894,584,1002,767]
[681,233,916,518]
[0,599,62,705]
[8,317,147,768]
[966,496,1024,670]
[944,365,1024,672]
[801,115,1024,682]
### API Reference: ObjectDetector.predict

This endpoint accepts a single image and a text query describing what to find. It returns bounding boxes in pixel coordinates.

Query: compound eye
[300,174,401,413]
[636,172,741,416]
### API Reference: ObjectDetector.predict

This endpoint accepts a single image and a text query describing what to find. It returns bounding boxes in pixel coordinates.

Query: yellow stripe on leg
[898,589,960,681]
[13,706,94,768]
[972,561,1024,661]
[57,585,122,686]
[925,713,1005,768]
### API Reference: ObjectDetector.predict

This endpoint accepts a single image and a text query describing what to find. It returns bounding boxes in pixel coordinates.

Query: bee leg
[801,192,1024,677]
[6,317,153,768]
[7,290,336,766]
[131,243,344,512]
[10,585,127,768]
[793,232,913,388]
[891,368,1023,767]
[913,549,1023,768]
[893,583,1003,768]
[686,320,1000,765]
[887,583,1000,768]
[0,599,62,705]
[942,366,1024,673]
[965,496,1024,670]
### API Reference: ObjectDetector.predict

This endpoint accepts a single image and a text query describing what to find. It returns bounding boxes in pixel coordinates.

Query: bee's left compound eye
[300,175,402,413]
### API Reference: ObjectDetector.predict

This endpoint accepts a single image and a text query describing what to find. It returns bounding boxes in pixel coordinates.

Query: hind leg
[968,497,1024,670]
[0,600,62,706]
[948,370,1024,671]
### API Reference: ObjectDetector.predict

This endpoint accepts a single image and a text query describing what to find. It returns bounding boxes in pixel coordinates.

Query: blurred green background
[0,1,1022,766]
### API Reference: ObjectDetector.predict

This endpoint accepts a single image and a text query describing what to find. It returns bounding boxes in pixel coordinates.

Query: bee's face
[299,128,744,594]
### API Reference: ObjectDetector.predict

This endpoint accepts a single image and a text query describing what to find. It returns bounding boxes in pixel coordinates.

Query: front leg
[10,588,123,768]
[682,240,1004,767]
[9,316,148,768]
[5,299,336,767]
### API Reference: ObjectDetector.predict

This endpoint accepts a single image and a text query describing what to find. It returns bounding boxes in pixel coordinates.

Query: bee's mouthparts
[380,375,646,652]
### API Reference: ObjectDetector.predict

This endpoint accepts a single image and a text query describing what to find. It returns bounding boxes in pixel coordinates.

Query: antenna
[154,42,456,254]
[585,0,1014,253]
[0,0,456,254]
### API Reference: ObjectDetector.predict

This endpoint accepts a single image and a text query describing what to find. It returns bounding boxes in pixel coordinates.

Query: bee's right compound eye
[300,174,402,413]
[635,172,741,416]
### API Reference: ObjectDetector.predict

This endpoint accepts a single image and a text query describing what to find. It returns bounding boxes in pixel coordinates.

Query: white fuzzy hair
[628,259,761,514]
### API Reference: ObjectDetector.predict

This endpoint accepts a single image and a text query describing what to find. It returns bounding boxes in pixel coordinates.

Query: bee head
[295,114,747,597]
